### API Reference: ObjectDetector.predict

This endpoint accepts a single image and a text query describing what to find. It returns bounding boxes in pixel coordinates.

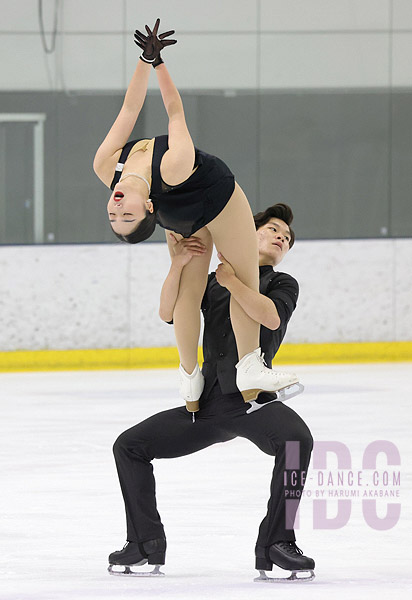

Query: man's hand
[215,252,236,288]
[169,233,207,267]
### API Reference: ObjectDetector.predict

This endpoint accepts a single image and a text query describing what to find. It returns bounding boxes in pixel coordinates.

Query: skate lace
[277,541,303,556]
[257,352,289,376]
[257,352,267,369]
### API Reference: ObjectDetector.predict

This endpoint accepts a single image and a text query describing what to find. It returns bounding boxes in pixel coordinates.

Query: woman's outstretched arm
[93,60,151,174]
[155,63,196,186]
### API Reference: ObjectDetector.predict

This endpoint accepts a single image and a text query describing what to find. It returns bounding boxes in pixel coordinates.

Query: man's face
[257,218,291,266]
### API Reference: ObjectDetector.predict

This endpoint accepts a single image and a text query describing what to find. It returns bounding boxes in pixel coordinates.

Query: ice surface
[0,363,411,600]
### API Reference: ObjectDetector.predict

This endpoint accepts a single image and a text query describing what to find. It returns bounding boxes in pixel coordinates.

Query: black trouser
[113,382,313,548]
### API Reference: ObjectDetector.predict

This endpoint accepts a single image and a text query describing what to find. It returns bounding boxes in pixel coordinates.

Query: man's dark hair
[112,211,157,244]
[254,203,295,248]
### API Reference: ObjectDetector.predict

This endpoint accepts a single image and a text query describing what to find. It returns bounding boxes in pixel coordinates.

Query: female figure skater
[93,19,298,412]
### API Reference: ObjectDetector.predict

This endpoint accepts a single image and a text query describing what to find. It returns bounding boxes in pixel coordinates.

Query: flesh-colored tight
[166,183,260,374]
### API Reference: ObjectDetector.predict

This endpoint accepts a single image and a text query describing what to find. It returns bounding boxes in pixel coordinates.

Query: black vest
[201,266,299,398]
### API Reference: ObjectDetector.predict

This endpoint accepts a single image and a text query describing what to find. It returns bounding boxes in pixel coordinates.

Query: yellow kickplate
[0,342,411,373]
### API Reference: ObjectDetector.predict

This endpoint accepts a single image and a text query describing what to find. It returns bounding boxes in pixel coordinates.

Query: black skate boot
[108,538,166,577]
[255,541,315,582]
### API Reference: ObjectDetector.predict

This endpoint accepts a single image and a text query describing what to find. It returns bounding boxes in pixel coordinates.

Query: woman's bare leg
[206,183,260,361]
[165,227,213,373]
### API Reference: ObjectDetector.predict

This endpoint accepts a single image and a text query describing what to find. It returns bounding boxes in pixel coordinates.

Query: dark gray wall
[0,88,411,244]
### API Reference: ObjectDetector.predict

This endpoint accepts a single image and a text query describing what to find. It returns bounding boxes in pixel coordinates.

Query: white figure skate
[179,363,204,413]
[236,348,299,403]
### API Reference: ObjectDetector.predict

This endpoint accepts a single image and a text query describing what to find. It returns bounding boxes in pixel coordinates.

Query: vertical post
[0,114,46,245]
[0,124,6,243]
[33,119,45,244]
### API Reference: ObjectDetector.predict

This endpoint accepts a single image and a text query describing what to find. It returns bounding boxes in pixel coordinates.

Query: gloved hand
[134,18,177,66]
[152,55,164,69]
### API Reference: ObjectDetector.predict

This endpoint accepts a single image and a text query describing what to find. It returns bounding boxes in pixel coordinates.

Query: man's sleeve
[201,273,215,313]
[266,274,299,327]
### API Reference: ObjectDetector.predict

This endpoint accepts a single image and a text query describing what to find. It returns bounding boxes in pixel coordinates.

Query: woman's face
[107,181,153,236]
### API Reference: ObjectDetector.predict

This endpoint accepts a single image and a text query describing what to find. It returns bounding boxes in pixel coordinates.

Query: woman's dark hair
[112,211,157,244]
[253,203,295,248]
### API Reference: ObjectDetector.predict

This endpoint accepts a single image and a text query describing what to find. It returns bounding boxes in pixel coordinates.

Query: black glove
[134,18,177,65]
[152,55,164,69]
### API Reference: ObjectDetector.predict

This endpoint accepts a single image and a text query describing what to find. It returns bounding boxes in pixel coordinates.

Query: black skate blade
[108,564,165,577]
[246,383,305,414]
[254,569,315,583]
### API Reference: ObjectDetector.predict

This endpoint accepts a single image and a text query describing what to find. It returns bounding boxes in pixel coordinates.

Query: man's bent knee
[112,430,129,457]
[113,427,154,463]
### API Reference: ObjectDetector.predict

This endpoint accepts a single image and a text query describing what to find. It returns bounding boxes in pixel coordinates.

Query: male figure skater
[109,203,315,581]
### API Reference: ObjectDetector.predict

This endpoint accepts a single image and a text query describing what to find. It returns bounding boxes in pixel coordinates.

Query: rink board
[0,341,411,372]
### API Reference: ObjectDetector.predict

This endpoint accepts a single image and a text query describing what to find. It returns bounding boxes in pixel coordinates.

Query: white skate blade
[277,382,304,402]
[254,568,315,583]
[246,383,304,414]
[108,564,165,577]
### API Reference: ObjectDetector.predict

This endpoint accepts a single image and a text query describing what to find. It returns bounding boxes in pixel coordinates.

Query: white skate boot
[179,363,204,413]
[236,348,299,403]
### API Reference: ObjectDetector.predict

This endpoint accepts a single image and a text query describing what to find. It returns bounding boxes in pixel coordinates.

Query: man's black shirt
[200,265,299,398]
